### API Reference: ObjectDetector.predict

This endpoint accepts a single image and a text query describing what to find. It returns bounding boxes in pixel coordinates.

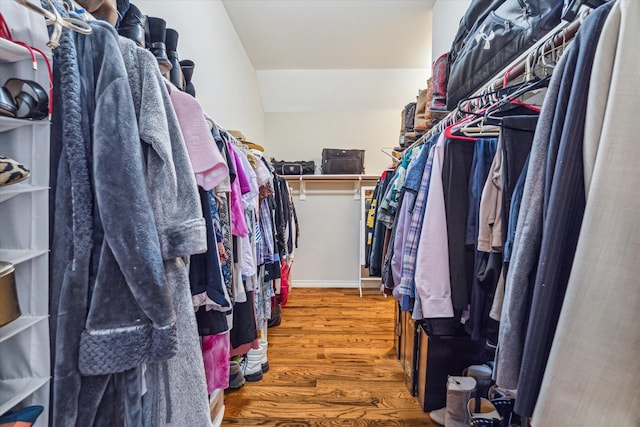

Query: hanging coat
[119,38,212,426]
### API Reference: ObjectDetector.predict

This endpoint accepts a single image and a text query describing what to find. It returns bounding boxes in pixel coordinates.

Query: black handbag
[321,149,365,175]
[446,0,562,110]
[271,159,315,175]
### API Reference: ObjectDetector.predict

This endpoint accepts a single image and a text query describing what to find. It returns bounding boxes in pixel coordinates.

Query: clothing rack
[401,14,586,158]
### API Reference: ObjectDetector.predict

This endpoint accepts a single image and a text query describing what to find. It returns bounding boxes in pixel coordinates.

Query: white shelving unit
[0,30,51,427]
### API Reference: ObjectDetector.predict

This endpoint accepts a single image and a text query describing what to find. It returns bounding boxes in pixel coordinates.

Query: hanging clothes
[368,170,394,276]
[442,131,476,324]
[387,144,426,292]
[535,1,640,424]
[494,49,573,391]
[52,21,181,427]
[464,138,498,343]
[413,132,453,319]
[395,134,439,315]
[514,2,614,416]
[123,40,212,427]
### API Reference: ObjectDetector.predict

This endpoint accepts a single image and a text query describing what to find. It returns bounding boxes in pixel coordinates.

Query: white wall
[258,69,431,113]
[261,68,430,175]
[266,110,399,177]
[431,0,472,63]
[288,182,364,286]
[254,3,450,287]
[262,67,429,286]
[134,0,264,144]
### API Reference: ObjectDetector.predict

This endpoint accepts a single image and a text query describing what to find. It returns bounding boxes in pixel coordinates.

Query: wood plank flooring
[221,288,438,426]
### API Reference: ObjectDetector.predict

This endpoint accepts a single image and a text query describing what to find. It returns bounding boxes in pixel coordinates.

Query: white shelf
[0,184,48,203]
[0,316,47,344]
[285,174,379,201]
[0,38,50,64]
[0,377,50,415]
[283,174,379,181]
[0,116,50,133]
[0,249,48,266]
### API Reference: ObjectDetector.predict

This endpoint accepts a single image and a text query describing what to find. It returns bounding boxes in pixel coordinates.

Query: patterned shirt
[258,198,275,265]
[394,134,440,310]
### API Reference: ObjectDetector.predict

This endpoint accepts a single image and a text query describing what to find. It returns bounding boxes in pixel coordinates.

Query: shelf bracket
[299,177,306,201]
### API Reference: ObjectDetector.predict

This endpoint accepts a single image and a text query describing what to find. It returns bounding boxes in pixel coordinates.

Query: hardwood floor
[221,287,438,426]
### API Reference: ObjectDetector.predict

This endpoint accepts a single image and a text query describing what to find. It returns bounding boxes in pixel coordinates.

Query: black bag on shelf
[446,0,562,110]
[271,159,315,175]
[321,149,365,175]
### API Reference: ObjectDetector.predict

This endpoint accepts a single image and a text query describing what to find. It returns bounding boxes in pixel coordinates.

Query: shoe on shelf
[1,78,48,120]
[146,17,172,74]
[180,59,196,97]
[0,155,30,187]
[165,28,184,90]
[227,360,245,389]
[0,405,44,426]
[117,3,147,48]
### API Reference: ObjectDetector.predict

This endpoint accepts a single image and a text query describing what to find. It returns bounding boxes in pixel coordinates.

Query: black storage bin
[416,324,485,412]
[321,149,365,174]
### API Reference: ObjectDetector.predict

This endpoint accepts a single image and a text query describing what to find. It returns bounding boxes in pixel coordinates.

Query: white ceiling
[222,0,435,70]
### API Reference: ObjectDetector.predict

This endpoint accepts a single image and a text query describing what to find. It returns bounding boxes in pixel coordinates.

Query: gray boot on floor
[445,376,477,427]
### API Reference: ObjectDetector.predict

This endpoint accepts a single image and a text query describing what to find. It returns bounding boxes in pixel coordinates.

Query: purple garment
[391,191,414,287]
[229,143,251,194]
[226,142,249,237]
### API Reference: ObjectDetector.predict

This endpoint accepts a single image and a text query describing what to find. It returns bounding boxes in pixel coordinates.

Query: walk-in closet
[0,0,636,426]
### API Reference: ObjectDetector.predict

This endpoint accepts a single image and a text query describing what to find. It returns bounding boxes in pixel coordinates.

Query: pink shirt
[227,142,249,237]
[168,85,228,190]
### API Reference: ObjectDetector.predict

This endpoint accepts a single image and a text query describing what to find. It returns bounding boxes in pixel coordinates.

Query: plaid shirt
[395,138,439,311]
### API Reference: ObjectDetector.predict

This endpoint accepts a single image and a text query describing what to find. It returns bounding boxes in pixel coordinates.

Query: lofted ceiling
[221,0,435,70]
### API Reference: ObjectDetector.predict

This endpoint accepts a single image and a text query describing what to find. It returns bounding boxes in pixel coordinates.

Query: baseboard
[292,280,381,289]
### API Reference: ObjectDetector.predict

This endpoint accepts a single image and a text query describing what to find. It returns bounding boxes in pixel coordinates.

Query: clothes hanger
[380,148,401,165]
[480,46,548,121]
[14,0,92,34]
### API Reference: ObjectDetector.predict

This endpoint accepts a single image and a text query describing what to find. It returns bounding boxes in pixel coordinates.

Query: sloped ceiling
[222,0,435,70]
